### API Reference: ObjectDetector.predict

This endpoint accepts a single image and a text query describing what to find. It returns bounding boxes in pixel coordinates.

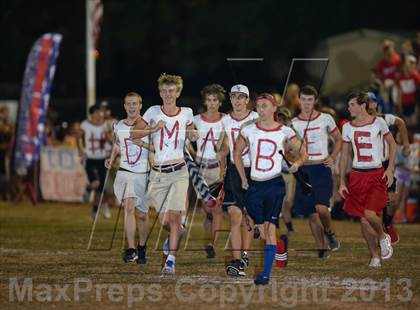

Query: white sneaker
[369,257,381,268]
[162,260,175,275]
[180,224,187,237]
[102,204,111,219]
[162,238,169,256]
[379,234,393,260]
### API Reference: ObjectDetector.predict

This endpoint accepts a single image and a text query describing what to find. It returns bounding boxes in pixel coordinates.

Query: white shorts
[114,170,149,213]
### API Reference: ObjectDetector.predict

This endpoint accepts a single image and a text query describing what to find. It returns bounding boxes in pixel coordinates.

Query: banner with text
[40,147,87,202]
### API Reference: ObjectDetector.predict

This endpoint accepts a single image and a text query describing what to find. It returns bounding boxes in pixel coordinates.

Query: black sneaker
[253,225,260,239]
[123,248,138,263]
[241,252,249,267]
[318,249,329,259]
[324,231,340,251]
[137,245,146,264]
[226,260,246,277]
[205,244,216,259]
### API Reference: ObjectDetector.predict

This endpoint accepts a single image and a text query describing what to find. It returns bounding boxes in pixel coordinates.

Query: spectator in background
[401,39,415,65]
[281,84,300,117]
[411,32,420,71]
[63,122,81,148]
[368,70,388,112]
[0,106,14,200]
[394,132,416,224]
[395,55,420,127]
[376,40,401,110]
[44,122,60,146]
[376,40,401,82]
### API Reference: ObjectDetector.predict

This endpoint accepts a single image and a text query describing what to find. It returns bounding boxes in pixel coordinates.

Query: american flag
[90,0,103,49]
[14,33,62,175]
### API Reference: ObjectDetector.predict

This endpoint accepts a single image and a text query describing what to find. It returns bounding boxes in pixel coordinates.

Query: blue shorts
[222,162,250,212]
[294,164,332,217]
[245,176,285,227]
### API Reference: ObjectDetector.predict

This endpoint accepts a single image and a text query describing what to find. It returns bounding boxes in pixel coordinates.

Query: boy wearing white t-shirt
[235,93,306,285]
[106,92,158,264]
[339,91,396,267]
[140,74,198,275]
[291,85,342,258]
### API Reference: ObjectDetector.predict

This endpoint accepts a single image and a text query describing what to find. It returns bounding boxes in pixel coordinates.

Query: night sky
[1,0,419,120]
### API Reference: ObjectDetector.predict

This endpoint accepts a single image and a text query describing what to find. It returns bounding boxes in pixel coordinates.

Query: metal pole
[86,0,96,117]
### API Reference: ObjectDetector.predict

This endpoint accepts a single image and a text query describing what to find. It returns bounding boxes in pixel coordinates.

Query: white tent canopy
[308,29,406,95]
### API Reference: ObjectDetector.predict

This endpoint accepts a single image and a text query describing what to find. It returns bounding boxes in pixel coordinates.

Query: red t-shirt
[395,70,420,104]
[376,53,401,80]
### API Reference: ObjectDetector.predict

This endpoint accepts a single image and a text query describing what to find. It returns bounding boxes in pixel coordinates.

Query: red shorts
[343,168,387,218]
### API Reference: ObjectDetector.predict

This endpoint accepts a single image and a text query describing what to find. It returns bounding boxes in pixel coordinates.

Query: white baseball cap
[230,84,249,97]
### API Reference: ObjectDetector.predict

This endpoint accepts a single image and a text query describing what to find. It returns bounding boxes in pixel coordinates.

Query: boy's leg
[210,203,223,245]
[360,217,380,259]
[364,209,393,260]
[316,204,340,251]
[122,197,138,263]
[316,204,333,232]
[228,206,243,260]
[255,222,277,285]
[135,209,149,264]
[308,213,326,251]
[135,210,149,247]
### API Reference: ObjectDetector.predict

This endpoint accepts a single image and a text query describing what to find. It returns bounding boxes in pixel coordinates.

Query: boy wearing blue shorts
[234,93,307,285]
[292,85,342,258]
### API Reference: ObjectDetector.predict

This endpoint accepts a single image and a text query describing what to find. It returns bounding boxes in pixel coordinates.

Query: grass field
[0,201,419,309]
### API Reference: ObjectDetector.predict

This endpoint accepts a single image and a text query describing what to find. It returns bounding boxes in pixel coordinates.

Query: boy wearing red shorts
[339,91,397,268]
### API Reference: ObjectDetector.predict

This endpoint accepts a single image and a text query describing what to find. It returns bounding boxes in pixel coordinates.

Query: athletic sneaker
[123,248,138,263]
[180,224,187,236]
[162,260,175,275]
[103,204,111,219]
[369,257,381,268]
[253,225,260,239]
[162,238,169,256]
[137,245,146,264]
[163,225,186,256]
[384,224,399,244]
[241,252,249,267]
[379,234,393,260]
[226,259,245,277]
[318,249,329,259]
[325,231,340,251]
[254,274,269,285]
[205,244,216,258]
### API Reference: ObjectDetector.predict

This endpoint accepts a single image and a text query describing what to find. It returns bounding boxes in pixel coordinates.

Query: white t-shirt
[114,119,149,173]
[143,105,193,165]
[381,114,396,162]
[193,113,224,160]
[241,123,296,180]
[80,120,108,159]
[292,112,338,161]
[221,111,259,166]
[342,117,390,169]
